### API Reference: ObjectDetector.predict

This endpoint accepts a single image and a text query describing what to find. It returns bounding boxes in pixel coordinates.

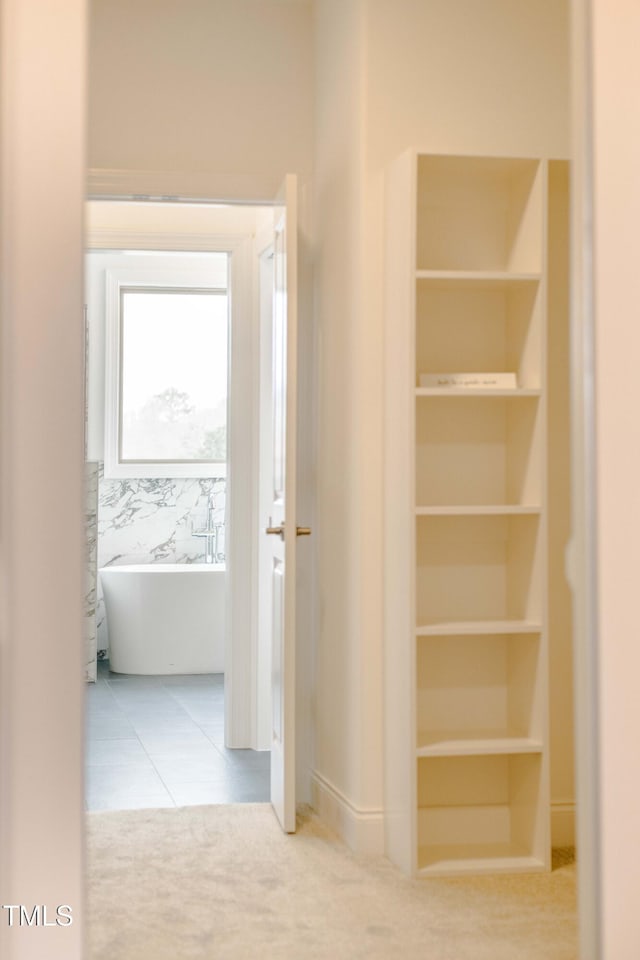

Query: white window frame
[104,257,238,479]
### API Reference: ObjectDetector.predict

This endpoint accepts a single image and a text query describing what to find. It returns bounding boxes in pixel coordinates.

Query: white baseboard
[311,775,574,855]
[551,800,576,847]
[310,770,385,856]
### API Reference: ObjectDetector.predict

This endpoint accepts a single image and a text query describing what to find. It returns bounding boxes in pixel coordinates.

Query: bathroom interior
[84,199,274,811]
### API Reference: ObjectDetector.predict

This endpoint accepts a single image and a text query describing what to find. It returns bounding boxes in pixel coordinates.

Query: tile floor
[85,661,270,811]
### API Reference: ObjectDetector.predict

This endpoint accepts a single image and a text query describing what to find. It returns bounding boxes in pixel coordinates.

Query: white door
[266,175,307,832]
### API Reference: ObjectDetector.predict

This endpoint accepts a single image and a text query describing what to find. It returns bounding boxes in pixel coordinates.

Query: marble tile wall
[85,461,99,682]
[96,468,226,653]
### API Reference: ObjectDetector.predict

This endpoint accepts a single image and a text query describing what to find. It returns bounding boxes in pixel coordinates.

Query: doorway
[83,200,274,812]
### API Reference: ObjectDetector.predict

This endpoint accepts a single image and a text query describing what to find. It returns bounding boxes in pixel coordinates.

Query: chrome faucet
[192,493,225,564]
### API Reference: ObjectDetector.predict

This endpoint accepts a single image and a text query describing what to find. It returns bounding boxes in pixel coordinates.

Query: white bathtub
[99,563,225,675]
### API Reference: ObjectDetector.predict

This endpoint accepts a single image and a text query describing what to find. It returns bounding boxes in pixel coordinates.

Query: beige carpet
[86,804,577,960]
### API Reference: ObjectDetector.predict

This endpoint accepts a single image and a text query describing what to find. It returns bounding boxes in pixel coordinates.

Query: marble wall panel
[85,461,99,682]
[96,467,226,653]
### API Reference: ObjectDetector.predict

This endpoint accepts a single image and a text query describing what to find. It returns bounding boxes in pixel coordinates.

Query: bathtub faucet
[192,498,225,564]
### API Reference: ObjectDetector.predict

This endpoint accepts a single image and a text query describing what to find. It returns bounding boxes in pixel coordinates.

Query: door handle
[265,524,285,540]
[265,524,312,540]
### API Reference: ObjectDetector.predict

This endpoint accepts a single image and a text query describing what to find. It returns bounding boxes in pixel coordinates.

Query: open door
[265,175,308,833]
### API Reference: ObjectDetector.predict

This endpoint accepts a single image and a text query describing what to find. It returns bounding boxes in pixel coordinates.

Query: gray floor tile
[162,674,223,688]
[150,751,232,786]
[85,697,122,719]
[180,709,225,726]
[223,777,270,802]
[86,717,137,740]
[169,687,224,701]
[173,698,225,716]
[141,737,218,758]
[84,669,270,812]
[215,747,271,771]
[107,675,164,686]
[86,762,162,794]
[135,730,211,752]
[128,715,205,735]
[198,723,226,744]
[169,781,253,806]
[109,689,183,705]
[112,705,174,716]
[84,683,119,707]
[169,692,224,708]
[87,738,148,766]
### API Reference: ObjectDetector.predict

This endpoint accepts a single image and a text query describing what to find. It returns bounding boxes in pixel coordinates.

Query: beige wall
[89,0,314,199]
[591,0,640,954]
[365,0,570,167]
[313,0,572,848]
[0,1,87,957]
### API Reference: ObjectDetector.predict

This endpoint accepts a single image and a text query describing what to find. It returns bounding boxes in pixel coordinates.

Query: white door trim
[85,199,260,749]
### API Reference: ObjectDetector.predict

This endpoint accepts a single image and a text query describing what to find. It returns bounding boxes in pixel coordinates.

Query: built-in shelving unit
[384,152,549,878]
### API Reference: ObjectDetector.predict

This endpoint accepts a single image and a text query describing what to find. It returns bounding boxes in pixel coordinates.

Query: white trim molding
[551,800,576,848]
[311,771,385,857]
[312,772,575,856]
[88,167,279,205]
[85,205,259,752]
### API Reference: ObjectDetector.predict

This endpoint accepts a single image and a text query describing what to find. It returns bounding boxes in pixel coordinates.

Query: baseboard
[311,775,574,855]
[551,800,576,847]
[310,771,385,856]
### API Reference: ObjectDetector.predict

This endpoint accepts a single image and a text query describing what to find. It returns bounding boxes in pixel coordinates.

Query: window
[104,258,229,478]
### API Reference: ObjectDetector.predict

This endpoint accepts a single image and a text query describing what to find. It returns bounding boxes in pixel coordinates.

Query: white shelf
[415,505,540,516]
[417,846,546,878]
[416,620,542,637]
[416,734,543,758]
[415,270,541,287]
[384,151,550,878]
[416,387,541,398]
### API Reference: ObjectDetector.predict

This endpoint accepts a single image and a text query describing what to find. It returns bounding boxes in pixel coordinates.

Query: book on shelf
[418,372,518,389]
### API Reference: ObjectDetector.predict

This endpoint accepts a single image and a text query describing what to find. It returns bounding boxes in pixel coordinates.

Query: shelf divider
[415,269,541,287]
[415,387,541,398]
[416,620,542,637]
[416,735,544,758]
[415,505,540,516]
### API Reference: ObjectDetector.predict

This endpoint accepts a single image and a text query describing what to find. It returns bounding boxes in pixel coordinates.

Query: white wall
[312,0,377,842]
[89,0,314,200]
[312,0,571,851]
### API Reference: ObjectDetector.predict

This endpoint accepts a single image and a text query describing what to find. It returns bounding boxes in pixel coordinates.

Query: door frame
[256,228,276,751]
[85,192,264,750]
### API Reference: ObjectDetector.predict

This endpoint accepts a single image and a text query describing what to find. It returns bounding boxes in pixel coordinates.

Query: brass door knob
[265,524,312,540]
[265,525,285,540]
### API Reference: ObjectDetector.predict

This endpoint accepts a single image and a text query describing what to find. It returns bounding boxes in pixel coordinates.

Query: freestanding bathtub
[99,563,225,675]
